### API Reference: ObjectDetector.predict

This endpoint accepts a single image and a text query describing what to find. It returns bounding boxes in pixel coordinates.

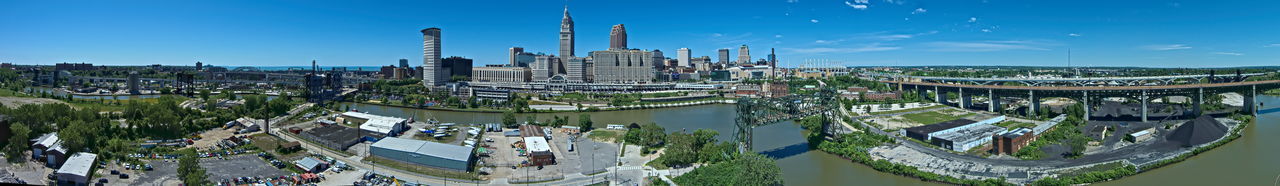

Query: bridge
[884,79,1280,122]
[734,86,846,153]
[66,71,380,87]
[865,72,1270,86]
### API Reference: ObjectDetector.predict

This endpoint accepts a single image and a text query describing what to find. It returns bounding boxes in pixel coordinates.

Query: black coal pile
[1165,115,1229,147]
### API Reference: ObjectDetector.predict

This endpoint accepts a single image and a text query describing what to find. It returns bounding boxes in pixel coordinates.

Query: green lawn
[867,104,946,115]
[900,110,975,124]
[995,120,1038,129]
[586,130,623,143]
[0,89,31,97]
[364,156,480,180]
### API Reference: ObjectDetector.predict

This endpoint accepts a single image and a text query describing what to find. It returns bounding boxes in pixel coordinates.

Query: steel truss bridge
[865,72,1270,86]
[734,87,843,153]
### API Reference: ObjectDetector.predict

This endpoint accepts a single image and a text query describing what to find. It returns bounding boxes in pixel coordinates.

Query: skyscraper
[559,6,575,58]
[677,48,691,67]
[399,59,409,68]
[718,48,730,64]
[737,45,750,64]
[509,47,524,67]
[421,27,444,86]
[610,24,627,50]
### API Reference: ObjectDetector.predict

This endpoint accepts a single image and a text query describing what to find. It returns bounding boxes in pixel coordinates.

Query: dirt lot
[0,97,67,108]
[191,128,239,149]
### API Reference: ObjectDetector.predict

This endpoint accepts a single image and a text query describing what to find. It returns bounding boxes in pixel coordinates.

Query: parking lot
[200,155,291,181]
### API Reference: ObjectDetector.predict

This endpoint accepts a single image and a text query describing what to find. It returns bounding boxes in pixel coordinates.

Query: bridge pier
[1083,91,1090,121]
[934,86,943,103]
[959,88,971,109]
[1141,90,1149,122]
[1028,90,1039,117]
[1194,88,1203,116]
[989,89,1000,112]
[1247,85,1257,116]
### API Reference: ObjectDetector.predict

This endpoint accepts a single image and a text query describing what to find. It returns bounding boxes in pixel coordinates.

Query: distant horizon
[3,1,1278,67]
[8,62,1280,70]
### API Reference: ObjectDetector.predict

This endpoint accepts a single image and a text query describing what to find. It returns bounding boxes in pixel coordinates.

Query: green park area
[901,110,974,125]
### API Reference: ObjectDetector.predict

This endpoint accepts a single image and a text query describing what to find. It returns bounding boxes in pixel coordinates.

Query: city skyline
[2,0,1279,68]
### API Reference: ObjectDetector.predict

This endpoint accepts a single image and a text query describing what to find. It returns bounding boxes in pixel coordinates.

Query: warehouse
[993,128,1036,155]
[340,112,408,137]
[55,152,96,186]
[1126,128,1156,143]
[370,137,476,172]
[524,136,555,166]
[932,124,1005,151]
[299,125,365,151]
[903,116,1006,142]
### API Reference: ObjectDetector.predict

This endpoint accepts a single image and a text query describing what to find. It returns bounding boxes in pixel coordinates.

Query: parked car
[119,174,129,179]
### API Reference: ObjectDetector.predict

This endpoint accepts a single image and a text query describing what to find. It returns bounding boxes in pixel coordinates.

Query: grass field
[0,89,31,97]
[995,120,1037,129]
[900,110,975,125]
[586,130,624,143]
[867,104,946,115]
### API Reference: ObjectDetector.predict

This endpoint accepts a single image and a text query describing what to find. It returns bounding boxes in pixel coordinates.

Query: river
[338,95,1280,185]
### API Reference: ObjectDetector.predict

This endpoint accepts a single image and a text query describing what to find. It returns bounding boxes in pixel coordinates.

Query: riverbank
[345,98,736,114]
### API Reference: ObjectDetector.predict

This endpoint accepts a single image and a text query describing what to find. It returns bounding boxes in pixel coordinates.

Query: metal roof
[295,157,325,170]
[371,137,474,162]
[345,112,406,134]
[934,124,1005,144]
[34,132,59,147]
[56,153,96,177]
[523,137,551,152]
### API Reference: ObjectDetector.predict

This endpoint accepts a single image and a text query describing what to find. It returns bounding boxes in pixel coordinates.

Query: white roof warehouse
[341,111,409,137]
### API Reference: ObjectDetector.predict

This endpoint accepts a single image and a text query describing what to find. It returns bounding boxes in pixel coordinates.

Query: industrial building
[993,128,1036,155]
[340,112,408,137]
[1126,127,1156,143]
[902,116,1007,151]
[524,136,555,166]
[370,137,476,172]
[294,157,329,173]
[299,125,365,151]
[55,152,96,186]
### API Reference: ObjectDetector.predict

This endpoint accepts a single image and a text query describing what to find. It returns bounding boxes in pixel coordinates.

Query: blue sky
[2,0,1278,68]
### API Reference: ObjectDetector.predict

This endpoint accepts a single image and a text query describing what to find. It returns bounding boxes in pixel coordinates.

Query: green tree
[578,114,594,132]
[501,111,518,128]
[6,123,30,162]
[177,149,209,185]
[199,89,211,100]
[672,153,783,186]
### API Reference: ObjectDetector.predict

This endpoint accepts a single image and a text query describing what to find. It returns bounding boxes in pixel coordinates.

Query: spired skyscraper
[421,27,444,86]
[610,24,627,50]
[559,6,575,58]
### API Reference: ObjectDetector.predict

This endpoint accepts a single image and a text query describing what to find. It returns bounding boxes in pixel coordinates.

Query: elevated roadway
[885,80,1280,122]
[866,72,1269,86]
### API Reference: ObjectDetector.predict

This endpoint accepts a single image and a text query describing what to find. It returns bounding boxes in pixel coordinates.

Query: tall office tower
[559,7,575,57]
[737,45,750,64]
[768,48,777,76]
[591,49,657,83]
[564,57,591,83]
[421,27,444,86]
[195,61,203,71]
[442,56,473,81]
[651,49,665,70]
[677,48,691,67]
[509,47,524,67]
[609,24,628,50]
[399,59,409,68]
[531,55,560,81]
[718,49,730,64]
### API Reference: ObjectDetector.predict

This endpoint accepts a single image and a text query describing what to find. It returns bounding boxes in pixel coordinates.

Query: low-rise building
[932,124,1005,152]
[232,117,265,133]
[31,133,58,161]
[472,67,531,83]
[524,136,555,166]
[1126,127,1156,143]
[55,152,96,186]
[370,138,476,172]
[299,125,364,151]
[294,157,329,173]
[340,112,408,137]
[993,128,1036,155]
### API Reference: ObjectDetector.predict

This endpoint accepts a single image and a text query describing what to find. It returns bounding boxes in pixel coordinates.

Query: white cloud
[815,40,831,44]
[924,40,1051,52]
[883,0,904,5]
[846,0,870,10]
[1265,43,1280,47]
[912,8,927,14]
[1142,44,1192,51]
[968,17,978,23]
[711,33,724,37]
[810,19,820,23]
[775,34,783,38]
[1068,33,1081,37]
[1212,52,1244,56]
[787,0,799,3]
[981,29,992,33]
[783,43,902,54]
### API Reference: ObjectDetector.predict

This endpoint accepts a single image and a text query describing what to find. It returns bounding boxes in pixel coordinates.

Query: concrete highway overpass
[885,80,1280,122]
